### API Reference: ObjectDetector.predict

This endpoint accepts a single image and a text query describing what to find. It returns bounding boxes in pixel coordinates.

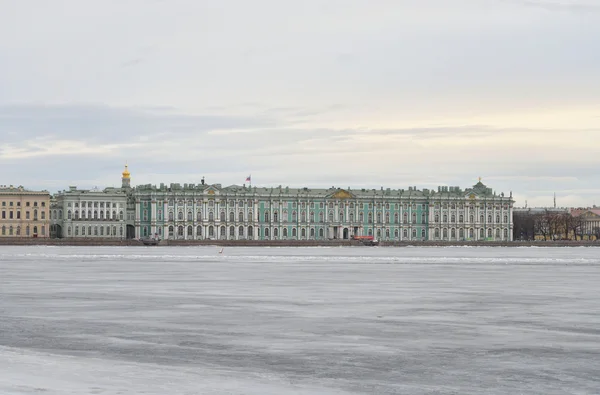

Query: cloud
[501,0,600,12]
[1,103,599,208]
[1,1,599,208]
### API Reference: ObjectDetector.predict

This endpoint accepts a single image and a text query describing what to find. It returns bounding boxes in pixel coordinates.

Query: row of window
[158,199,429,211]
[1,210,44,220]
[67,225,124,237]
[62,210,124,221]
[68,201,121,208]
[1,201,45,207]
[1,225,45,236]
[433,214,510,223]
[433,228,509,239]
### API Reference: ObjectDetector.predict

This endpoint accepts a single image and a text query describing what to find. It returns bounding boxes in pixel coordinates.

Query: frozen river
[1,246,599,394]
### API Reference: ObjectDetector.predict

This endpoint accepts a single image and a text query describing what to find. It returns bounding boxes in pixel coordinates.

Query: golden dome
[122,164,131,179]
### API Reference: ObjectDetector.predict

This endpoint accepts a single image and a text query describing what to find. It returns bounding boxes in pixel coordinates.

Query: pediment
[580,211,600,218]
[204,186,220,195]
[328,189,354,199]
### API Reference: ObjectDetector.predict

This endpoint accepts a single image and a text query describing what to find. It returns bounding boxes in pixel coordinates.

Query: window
[319,212,324,222]
[239,225,244,237]
[220,211,226,221]
[488,215,492,223]
[292,228,297,237]
[26,226,31,236]
[301,211,306,222]
[248,211,253,222]
[26,211,30,220]
[239,211,244,222]
[169,226,174,237]
[503,215,508,223]
[41,226,45,236]
[504,228,508,238]
[292,211,297,222]
[82,226,86,236]
[187,226,193,236]
[248,226,253,237]
[310,228,315,238]
[394,213,399,223]
[412,213,417,223]
[319,228,324,238]
[178,226,184,236]
[196,211,201,221]
[443,228,448,238]
[469,228,474,238]
[220,226,226,237]
[443,214,447,222]
[208,226,213,237]
[301,228,306,238]
[229,226,235,237]
[495,228,500,238]
[403,229,408,238]
[339,211,343,222]
[209,211,214,221]
[264,227,269,238]
[120,211,124,220]
[385,229,390,239]
[187,211,193,221]
[197,226,202,236]
[459,228,464,239]
[178,211,183,221]
[349,213,354,222]
[329,212,334,222]
[496,215,500,223]
[368,213,372,223]
[264,211,269,222]
[451,228,456,238]
[88,226,92,235]
[487,228,492,238]
[435,228,440,238]
[229,211,234,222]
[100,226,104,236]
[480,215,484,223]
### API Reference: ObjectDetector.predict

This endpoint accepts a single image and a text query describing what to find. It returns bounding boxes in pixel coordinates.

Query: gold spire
[122,163,131,179]
[478,176,482,182]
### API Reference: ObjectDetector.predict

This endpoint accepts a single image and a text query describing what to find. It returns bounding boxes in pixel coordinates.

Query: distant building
[50,166,135,239]
[132,178,514,241]
[570,208,600,240]
[0,185,51,238]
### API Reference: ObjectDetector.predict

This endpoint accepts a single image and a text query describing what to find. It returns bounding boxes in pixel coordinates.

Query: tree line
[513,210,600,241]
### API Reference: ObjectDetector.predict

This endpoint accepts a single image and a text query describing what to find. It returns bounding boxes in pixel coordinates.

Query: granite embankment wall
[0,238,599,247]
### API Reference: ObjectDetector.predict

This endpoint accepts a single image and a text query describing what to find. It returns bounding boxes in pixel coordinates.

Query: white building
[50,166,134,239]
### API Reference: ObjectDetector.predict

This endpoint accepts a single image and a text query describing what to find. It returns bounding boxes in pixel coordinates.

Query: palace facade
[50,166,135,239]
[0,185,51,238]
[133,177,514,242]
[43,165,514,241]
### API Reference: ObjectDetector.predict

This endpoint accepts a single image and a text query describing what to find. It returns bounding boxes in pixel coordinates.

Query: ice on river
[1,246,600,394]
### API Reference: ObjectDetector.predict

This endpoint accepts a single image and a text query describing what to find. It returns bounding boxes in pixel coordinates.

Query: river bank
[0,238,599,247]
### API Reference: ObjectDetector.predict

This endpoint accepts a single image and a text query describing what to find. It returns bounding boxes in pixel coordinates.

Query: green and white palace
[133,175,514,242]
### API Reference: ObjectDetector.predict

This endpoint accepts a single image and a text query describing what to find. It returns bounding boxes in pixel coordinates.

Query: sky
[1,0,599,208]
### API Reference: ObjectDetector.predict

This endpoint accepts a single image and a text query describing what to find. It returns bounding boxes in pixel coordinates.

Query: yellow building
[0,185,51,238]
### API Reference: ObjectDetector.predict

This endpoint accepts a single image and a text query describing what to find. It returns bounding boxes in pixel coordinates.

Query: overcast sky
[1,0,599,207]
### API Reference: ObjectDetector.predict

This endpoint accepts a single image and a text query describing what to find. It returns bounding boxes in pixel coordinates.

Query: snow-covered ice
[1,246,599,394]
